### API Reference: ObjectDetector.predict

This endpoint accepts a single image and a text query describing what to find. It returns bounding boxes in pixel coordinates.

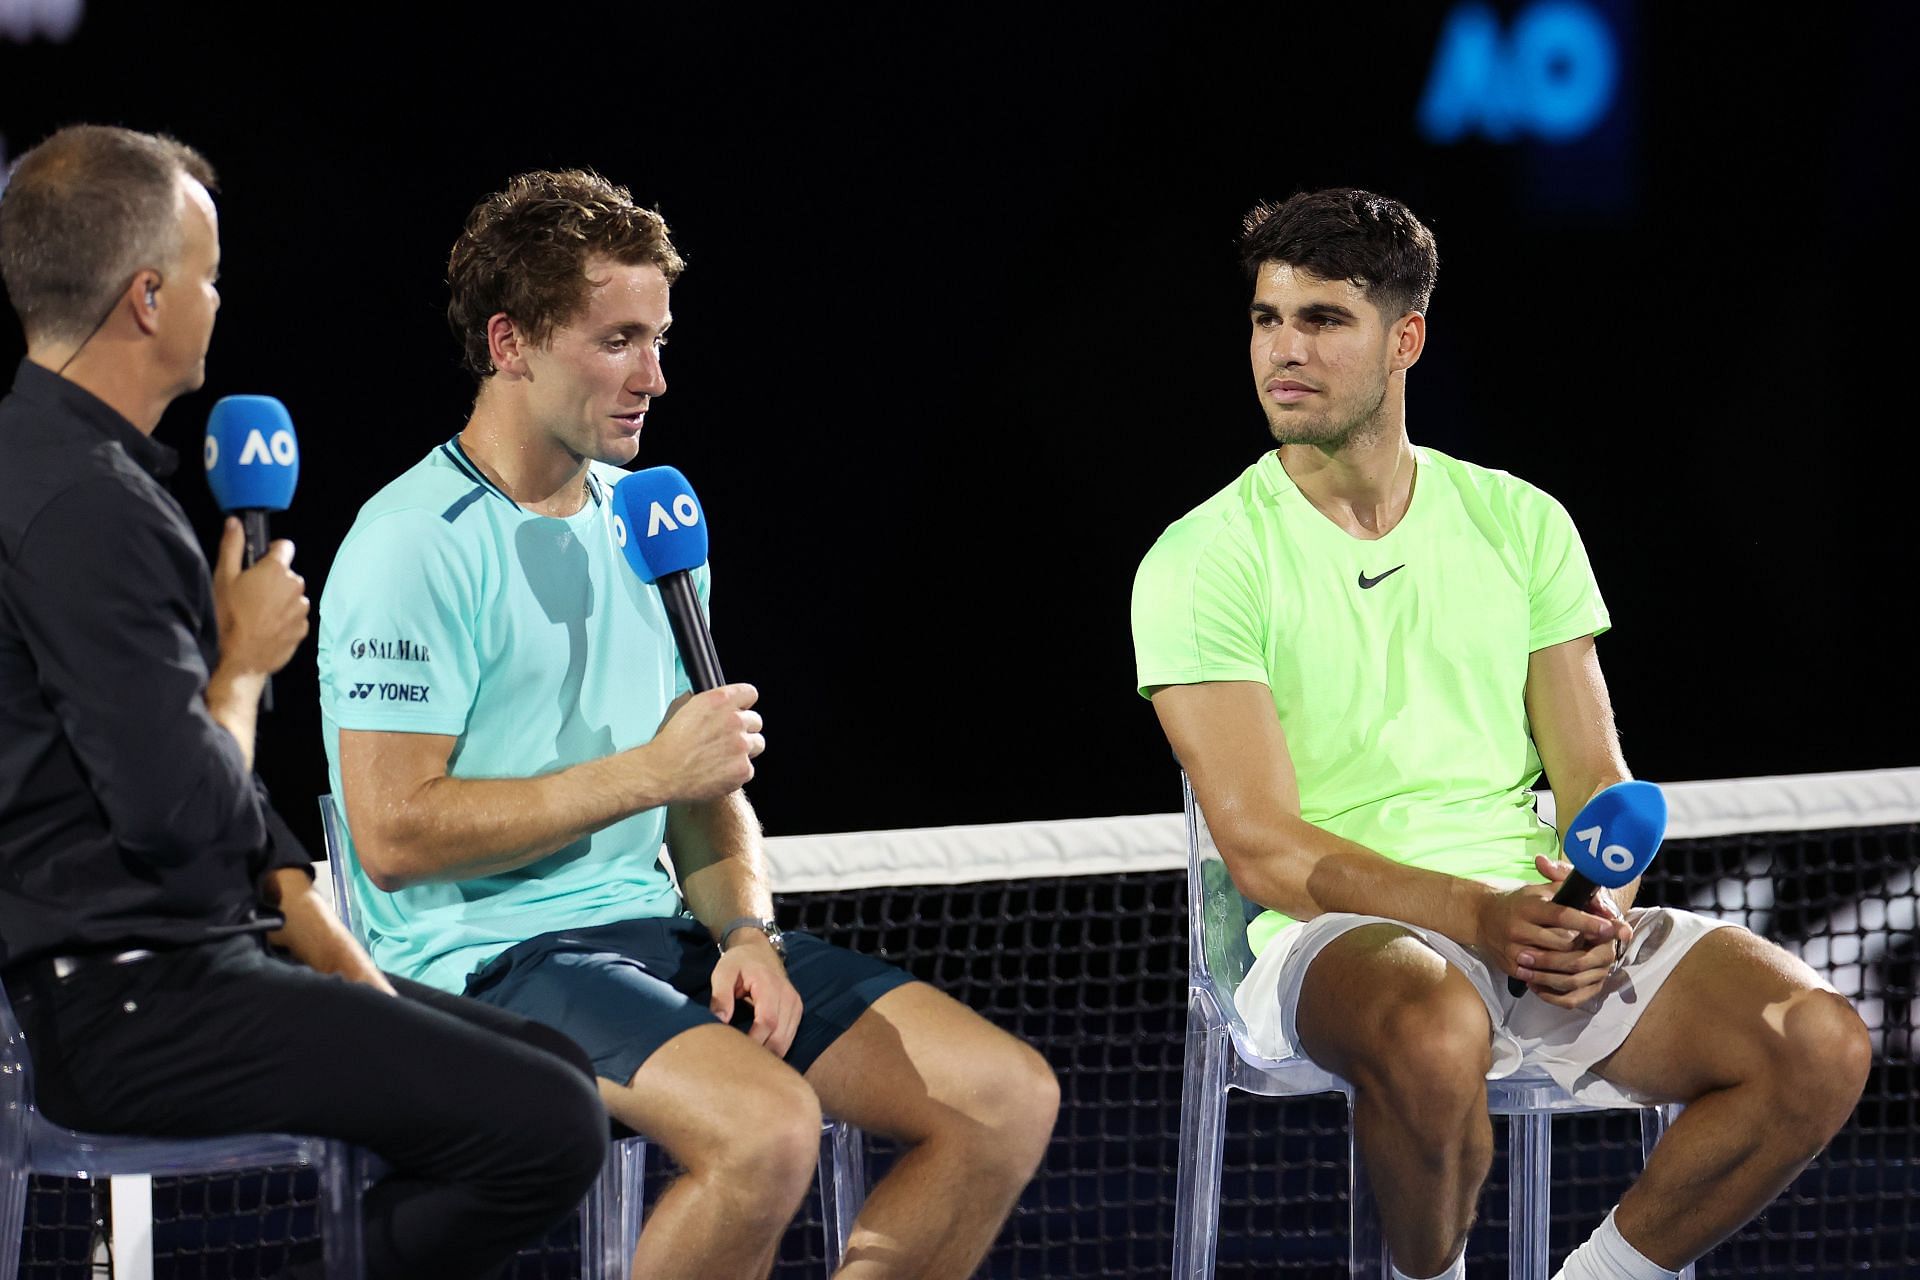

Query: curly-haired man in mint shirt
[1131,188,1867,1280]
[320,170,1056,1280]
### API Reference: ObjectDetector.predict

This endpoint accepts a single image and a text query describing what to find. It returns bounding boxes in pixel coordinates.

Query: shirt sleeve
[250,775,313,884]
[1525,490,1611,651]
[319,509,480,736]
[6,477,265,867]
[1131,517,1272,697]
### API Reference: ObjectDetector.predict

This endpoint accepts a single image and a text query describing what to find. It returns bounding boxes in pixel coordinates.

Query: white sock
[1391,1251,1465,1280]
[1551,1208,1680,1280]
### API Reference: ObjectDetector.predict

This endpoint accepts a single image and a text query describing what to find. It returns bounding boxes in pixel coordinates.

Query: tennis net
[14,766,1916,1277]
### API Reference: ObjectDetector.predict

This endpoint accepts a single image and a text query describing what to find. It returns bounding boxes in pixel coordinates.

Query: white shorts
[1234,907,1737,1107]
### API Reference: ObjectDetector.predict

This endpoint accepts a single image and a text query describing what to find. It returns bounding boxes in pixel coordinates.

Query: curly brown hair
[446,169,685,380]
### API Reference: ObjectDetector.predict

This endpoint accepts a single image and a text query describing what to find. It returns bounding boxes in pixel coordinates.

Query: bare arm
[1524,634,1638,909]
[206,521,310,769]
[1152,680,1614,973]
[339,684,764,891]
[261,867,396,995]
[667,791,801,1056]
[669,790,774,936]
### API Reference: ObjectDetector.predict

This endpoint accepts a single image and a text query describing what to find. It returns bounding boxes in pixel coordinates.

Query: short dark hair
[446,169,686,380]
[0,125,218,344]
[1238,188,1438,319]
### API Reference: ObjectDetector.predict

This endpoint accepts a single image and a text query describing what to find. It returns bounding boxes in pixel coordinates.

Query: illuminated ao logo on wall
[1418,1,1619,144]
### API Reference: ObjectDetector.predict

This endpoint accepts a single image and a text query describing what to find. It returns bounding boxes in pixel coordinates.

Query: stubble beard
[1263,370,1391,453]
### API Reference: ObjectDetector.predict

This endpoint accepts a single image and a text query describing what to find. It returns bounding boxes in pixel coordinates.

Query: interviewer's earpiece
[145,284,159,309]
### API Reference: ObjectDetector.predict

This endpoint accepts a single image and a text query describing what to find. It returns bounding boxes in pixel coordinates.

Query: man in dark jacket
[0,124,607,1280]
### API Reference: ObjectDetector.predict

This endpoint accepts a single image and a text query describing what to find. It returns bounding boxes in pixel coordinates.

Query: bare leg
[1294,924,1495,1277]
[600,1023,824,1280]
[803,983,1060,1280]
[1590,927,1871,1269]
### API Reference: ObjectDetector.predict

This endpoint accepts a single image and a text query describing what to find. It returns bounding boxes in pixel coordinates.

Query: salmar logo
[349,636,431,663]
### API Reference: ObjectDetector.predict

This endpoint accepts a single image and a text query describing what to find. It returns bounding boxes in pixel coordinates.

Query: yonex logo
[646,494,701,537]
[612,515,629,547]
[347,682,430,703]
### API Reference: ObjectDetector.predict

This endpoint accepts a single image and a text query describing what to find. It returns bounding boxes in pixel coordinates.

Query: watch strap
[717,915,781,952]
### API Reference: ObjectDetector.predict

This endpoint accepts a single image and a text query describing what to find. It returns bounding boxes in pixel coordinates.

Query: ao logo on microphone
[1573,824,1636,874]
[612,495,698,548]
[203,428,297,469]
[645,494,701,537]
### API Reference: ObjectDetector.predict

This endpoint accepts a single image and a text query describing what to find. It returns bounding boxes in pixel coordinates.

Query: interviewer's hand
[1512,854,1634,1009]
[647,684,765,802]
[709,934,801,1058]
[212,519,309,677]
[264,868,398,997]
[1474,871,1619,998]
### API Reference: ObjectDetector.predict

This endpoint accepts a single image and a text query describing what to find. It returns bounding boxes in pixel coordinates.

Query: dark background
[4,3,1915,863]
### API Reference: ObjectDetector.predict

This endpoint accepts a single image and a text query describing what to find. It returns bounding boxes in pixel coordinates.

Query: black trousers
[5,936,608,1280]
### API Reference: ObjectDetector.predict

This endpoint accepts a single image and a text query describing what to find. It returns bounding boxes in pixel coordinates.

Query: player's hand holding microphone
[205,396,307,705]
[1491,780,1668,1008]
[610,466,764,802]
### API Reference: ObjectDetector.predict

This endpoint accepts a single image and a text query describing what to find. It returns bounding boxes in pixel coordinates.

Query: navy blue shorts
[460,916,914,1083]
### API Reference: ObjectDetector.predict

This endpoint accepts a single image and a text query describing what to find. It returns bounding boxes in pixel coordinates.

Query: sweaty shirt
[1131,446,1609,955]
[319,439,704,991]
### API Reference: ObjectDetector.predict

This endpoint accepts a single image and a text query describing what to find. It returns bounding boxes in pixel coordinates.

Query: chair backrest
[316,795,367,946]
[1182,772,1259,1028]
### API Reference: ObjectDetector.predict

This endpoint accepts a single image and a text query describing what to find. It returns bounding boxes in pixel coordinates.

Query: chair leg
[614,1136,647,1276]
[818,1119,866,1272]
[1171,995,1231,1280]
[317,1141,364,1280]
[1348,1098,1387,1280]
[581,1134,649,1280]
[0,1162,29,1280]
[1508,1113,1551,1280]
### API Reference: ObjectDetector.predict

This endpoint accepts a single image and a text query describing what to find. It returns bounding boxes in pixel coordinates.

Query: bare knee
[691,1074,823,1220]
[925,1037,1060,1186]
[1764,990,1871,1148]
[1349,987,1492,1126]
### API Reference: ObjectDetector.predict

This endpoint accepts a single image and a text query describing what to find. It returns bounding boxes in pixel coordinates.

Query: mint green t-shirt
[1131,446,1610,956]
[318,439,703,992]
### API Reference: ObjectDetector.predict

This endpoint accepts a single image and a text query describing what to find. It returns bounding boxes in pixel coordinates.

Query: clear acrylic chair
[316,795,866,1279]
[1,981,361,1280]
[1172,773,1694,1280]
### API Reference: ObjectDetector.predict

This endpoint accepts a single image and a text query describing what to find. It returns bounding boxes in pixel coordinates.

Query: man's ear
[487,312,532,377]
[130,270,164,336]
[1390,311,1426,373]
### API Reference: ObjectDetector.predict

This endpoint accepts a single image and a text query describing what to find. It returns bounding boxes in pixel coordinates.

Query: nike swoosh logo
[1357,565,1406,589]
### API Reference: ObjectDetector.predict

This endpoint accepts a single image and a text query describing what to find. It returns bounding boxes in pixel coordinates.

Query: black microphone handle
[658,570,725,694]
[241,510,269,567]
[1507,869,1602,996]
[237,509,275,713]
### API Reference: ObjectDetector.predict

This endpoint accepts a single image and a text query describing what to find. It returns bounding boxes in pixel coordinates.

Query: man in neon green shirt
[1132,188,1867,1280]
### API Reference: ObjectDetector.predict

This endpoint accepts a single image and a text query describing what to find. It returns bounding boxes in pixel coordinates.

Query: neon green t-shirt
[318,439,704,992]
[1131,446,1610,956]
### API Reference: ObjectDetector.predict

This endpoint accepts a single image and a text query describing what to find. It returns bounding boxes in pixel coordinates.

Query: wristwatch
[718,915,786,958]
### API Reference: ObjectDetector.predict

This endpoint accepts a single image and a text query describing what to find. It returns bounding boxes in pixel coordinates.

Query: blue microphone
[205,395,299,562]
[205,395,300,710]
[1509,780,1667,995]
[610,467,724,692]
